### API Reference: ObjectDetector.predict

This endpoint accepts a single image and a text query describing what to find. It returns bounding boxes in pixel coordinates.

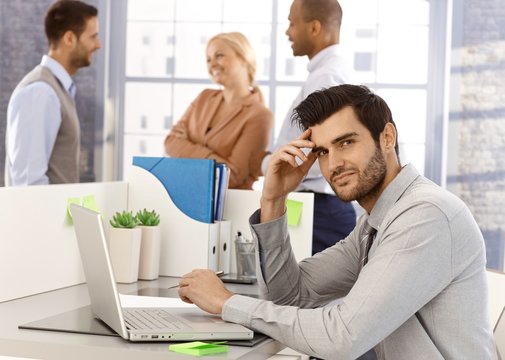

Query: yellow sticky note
[82,194,99,212]
[286,199,303,227]
[66,197,81,225]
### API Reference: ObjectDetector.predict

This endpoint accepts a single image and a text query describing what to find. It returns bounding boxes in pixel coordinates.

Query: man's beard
[70,46,91,69]
[329,146,387,203]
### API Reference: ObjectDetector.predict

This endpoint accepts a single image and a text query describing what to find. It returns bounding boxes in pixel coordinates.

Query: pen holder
[234,240,256,278]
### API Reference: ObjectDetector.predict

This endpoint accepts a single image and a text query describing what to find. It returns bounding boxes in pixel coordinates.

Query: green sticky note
[168,342,228,356]
[286,199,303,227]
[66,197,81,225]
[82,194,99,212]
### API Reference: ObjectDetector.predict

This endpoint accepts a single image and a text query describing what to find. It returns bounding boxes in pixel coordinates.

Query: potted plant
[108,210,142,284]
[136,208,161,280]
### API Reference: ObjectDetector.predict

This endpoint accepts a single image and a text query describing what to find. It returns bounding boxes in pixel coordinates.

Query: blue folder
[132,157,216,223]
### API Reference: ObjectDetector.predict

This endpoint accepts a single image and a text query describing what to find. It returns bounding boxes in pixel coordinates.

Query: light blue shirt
[6,55,75,185]
[262,44,357,193]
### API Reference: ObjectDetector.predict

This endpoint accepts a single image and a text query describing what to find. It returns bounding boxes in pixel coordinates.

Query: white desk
[0,277,284,360]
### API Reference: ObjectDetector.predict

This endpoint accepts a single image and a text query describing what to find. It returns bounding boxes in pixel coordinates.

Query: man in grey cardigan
[5,0,100,186]
[178,85,497,359]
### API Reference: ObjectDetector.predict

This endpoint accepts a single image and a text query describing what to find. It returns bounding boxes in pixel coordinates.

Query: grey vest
[5,65,80,185]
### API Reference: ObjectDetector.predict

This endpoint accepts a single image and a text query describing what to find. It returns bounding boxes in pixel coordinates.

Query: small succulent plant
[109,210,141,229]
[135,208,160,226]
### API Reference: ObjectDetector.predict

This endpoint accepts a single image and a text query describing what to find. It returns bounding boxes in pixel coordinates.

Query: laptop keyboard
[123,309,187,330]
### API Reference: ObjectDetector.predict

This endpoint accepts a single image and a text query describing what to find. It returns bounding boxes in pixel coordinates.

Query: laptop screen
[71,204,130,339]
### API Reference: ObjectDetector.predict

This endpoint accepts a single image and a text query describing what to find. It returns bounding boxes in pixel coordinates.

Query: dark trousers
[357,350,377,359]
[312,193,356,254]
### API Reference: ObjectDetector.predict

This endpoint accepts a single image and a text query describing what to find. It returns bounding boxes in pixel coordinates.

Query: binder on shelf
[132,157,216,223]
[214,163,230,222]
[218,220,232,274]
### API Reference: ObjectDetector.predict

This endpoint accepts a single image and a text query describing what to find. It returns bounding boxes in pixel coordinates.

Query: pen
[167,270,225,289]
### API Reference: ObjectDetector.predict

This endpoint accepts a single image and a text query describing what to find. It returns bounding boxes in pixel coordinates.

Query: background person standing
[5,0,101,186]
[262,0,358,254]
[165,32,272,190]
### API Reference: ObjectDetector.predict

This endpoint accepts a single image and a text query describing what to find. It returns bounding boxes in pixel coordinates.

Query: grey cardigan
[222,164,497,359]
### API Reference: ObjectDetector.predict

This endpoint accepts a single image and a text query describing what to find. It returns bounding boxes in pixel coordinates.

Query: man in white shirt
[5,0,101,186]
[263,0,358,254]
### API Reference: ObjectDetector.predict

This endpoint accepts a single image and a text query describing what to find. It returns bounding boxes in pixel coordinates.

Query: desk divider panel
[0,182,128,303]
[0,172,314,303]
[127,166,314,276]
[486,269,505,327]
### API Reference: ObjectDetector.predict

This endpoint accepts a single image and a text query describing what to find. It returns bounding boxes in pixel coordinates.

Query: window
[113,0,437,182]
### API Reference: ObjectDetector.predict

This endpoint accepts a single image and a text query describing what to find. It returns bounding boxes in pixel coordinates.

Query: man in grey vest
[5,0,101,186]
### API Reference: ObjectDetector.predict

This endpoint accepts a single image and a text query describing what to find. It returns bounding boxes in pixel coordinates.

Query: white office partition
[0,177,313,303]
[0,182,127,303]
[126,166,313,276]
[487,269,505,327]
[223,189,314,272]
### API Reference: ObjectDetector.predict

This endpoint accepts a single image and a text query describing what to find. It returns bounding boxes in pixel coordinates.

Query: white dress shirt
[6,55,75,185]
[262,44,357,194]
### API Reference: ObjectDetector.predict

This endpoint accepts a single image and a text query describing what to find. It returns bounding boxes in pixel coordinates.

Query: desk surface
[0,277,284,360]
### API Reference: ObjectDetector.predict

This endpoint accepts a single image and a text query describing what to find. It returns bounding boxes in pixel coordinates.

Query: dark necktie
[361,221,377,266]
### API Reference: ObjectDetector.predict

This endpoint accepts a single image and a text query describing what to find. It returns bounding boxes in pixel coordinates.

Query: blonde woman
[164,32,273,190]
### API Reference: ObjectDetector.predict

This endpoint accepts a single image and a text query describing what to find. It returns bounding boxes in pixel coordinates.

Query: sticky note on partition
[168,342,228,356]
[66,195,100,225]
[286,199,303,227]
[66,197,81,225]
[82,194,99,212]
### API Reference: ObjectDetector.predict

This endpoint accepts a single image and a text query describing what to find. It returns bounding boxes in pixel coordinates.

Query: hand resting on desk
[178,269,234,315]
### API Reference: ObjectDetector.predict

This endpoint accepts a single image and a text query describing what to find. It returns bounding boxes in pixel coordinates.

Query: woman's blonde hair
[207,32,264,105]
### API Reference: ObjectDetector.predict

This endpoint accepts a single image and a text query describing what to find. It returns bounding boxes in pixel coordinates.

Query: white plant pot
[108,227,142,284]
[138,225,161,280]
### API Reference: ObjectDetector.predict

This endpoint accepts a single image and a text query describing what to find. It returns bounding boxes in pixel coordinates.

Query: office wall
[0,0,100,186]
[447,0,505,269]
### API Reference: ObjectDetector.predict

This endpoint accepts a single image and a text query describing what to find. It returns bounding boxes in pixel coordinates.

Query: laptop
[70,204,253,342]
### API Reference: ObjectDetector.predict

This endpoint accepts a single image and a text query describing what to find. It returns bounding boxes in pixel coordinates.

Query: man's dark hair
[300,0,342,30]
[293,84,400,157]
[45,0,98,47]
